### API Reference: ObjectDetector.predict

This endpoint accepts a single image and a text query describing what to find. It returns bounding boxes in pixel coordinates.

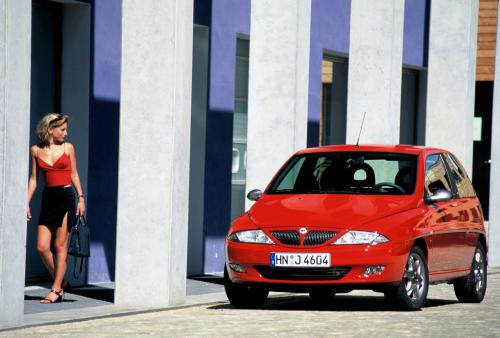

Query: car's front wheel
[453,242,487,303]
[224,265,268,308]
[385,246,429,310]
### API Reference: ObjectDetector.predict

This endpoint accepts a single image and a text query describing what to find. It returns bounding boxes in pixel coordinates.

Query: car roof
[295,144,448,156]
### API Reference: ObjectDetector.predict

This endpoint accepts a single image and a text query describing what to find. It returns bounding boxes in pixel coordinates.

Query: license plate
[270,253,330,267]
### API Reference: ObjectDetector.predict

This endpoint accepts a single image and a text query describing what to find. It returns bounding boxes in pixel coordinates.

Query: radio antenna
[355,112,366,147]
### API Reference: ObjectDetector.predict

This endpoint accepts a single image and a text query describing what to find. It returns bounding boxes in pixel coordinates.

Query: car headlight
[332,231,389,245]
[228,230,275,244]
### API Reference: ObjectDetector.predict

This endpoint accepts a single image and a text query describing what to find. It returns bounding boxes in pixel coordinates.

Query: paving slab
[0,270,500,337]
[2,269,499,336]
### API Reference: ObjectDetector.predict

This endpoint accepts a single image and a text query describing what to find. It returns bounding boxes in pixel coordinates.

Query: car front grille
[255,266,351,280]
[304,231,338,246]
[270,230,337,246]
[270,231,300,245]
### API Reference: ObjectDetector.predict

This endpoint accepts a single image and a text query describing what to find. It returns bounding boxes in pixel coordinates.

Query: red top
[37,152,72,187]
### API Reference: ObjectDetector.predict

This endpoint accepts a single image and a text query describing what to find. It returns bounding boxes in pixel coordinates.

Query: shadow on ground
[25,285,114,303]
[66,285,115,303]
[24,295,77,303]
[209,294,457,312]
[189,275,224,285]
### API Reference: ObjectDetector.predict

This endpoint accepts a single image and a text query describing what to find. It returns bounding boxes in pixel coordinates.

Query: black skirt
[38,186,76,228]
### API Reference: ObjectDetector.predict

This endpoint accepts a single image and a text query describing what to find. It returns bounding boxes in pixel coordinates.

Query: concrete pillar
[0,0,31,329]
[115,0,193,307]
[246,0,311,201]
[346,0,404,144]
[425,0,478,175]
[488,9,500,268]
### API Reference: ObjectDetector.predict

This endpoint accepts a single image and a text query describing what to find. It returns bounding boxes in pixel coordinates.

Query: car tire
[309,289,336,304]
[453,242,487,303]
[224,265,268,308]
[385,246,429,311]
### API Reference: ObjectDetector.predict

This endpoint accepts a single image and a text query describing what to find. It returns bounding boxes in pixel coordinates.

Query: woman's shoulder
[64,142,75,153]
[30,144,40,157]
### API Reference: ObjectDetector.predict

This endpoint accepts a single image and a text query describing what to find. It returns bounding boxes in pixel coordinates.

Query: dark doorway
[27,0,64,282]
[473,81,493,220]
[321,56,348,145]
[28,0,92,283]
[400,68,418,144]
[400,67,427,145]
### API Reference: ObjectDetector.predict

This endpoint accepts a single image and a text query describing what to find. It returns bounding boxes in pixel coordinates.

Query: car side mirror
[247,189,263,201]
[425,189,453,204]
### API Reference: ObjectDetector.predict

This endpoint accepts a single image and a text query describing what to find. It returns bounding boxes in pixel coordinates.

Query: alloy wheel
[403,253,426,300]
[473,249,485,293]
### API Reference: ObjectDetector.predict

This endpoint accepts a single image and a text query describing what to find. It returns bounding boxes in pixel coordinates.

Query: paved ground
[23,275,225,315]
[18,275,226,328]
[2,269,500,337]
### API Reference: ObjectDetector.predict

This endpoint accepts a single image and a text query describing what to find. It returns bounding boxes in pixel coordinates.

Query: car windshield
[268,152,418,195]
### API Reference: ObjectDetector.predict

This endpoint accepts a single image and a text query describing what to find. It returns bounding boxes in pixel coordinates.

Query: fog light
[363,265,385,276]
[229,263,246,273]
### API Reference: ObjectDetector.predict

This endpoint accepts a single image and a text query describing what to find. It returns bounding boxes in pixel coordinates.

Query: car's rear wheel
[224,265,269,308]
[385,246,428,310]
[453,242,487,303]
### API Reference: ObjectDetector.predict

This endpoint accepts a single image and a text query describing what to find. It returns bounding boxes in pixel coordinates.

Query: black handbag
[68,215,90,278]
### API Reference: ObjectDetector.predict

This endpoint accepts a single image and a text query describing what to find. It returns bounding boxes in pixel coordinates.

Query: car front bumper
[225,239,411,288]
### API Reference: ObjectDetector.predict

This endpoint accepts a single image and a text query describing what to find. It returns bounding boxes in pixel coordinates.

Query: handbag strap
[75,215,87,229]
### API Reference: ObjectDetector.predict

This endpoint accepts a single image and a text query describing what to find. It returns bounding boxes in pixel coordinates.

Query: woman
[27,113,85,304]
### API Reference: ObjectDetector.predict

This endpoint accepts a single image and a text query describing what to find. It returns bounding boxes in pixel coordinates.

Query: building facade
[1,0,500,328]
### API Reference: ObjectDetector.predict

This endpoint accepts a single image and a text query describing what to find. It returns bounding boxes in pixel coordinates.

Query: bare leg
[38,225,64,303]
[52,212,70,292]
[39,213,70,303]
[37,225,56,278]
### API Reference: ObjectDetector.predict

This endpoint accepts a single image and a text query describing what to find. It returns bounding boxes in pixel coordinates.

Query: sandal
[40,289,64,304]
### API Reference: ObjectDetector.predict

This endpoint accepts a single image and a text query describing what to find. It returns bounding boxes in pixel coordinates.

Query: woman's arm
[27,145,38,221]
[67,142,86,215]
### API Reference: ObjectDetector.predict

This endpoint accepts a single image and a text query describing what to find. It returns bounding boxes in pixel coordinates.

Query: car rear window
[268,152,418,195]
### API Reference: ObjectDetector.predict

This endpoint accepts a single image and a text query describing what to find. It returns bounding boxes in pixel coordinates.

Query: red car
[224,145,487,310]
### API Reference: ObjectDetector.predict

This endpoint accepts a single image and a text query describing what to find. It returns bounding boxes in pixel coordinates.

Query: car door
[424,153,462,273]
[442,153,481,269]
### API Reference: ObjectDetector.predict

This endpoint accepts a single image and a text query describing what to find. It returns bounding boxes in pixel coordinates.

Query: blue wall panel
[308,0,351,147]
[203,0,250,273]
[403,0,429,67]
[87,0,121,283]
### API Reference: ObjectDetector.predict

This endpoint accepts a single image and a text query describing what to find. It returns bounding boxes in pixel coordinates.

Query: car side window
[443,153,476,198]
[424,154,453,196]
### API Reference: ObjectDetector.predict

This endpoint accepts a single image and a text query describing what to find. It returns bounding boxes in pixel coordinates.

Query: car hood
[248,193,418,229]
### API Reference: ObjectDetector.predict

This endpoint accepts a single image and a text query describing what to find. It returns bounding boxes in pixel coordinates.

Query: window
[443,153,476,198]
[424,154,452,195]
[269,152,417,195]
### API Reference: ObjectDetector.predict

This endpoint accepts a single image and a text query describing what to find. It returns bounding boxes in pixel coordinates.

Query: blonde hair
[36,113,69,146]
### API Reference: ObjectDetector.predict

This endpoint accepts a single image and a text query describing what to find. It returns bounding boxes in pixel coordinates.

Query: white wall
[246,0,311,204]
[346,0,404,144]
[0,0,31,329]
[115,0,193,307]
[425,0,478,175]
